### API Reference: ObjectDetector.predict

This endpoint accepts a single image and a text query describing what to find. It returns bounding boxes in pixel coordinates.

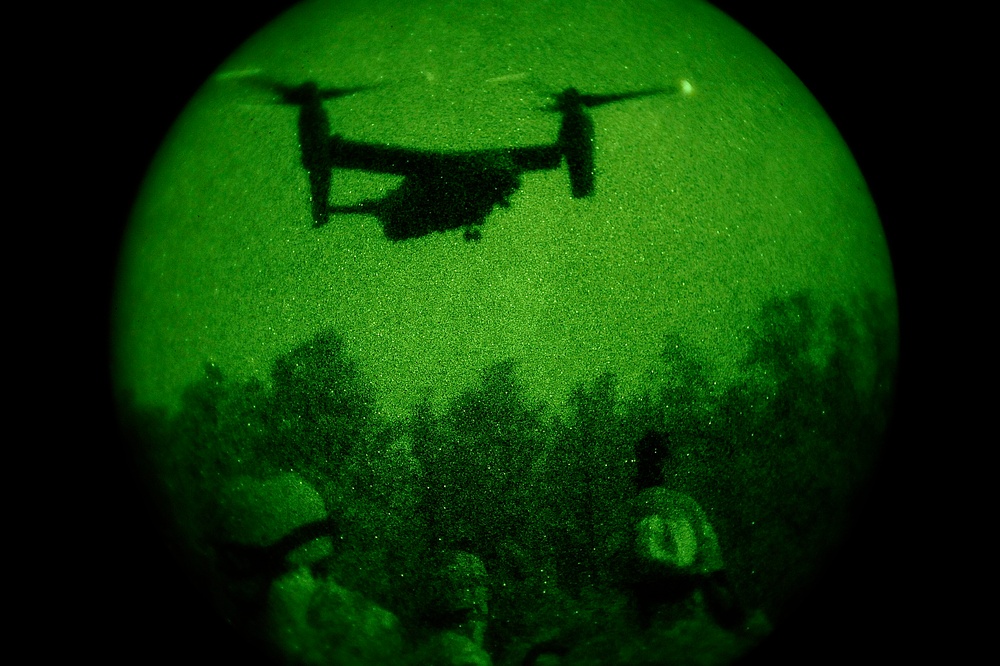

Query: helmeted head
[634,487,725,576]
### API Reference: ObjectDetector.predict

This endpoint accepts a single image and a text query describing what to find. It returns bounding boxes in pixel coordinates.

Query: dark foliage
[698,292,897,613]
[122,289,896,661]
[266,331,378,493]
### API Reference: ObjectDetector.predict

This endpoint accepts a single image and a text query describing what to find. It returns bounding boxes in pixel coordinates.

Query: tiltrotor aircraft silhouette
[261,79,670,241]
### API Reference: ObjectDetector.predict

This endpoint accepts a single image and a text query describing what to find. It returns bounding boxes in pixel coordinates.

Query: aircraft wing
[328,135,440,175]
[329,136,561,176]
[507,144,562,172]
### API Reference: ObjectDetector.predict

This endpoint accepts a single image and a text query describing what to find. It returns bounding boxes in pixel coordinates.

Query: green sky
[114,0,894,420]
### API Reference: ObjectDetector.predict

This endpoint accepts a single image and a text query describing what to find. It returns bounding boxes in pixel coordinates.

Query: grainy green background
[115,0,894,420]
[99,1,924,665]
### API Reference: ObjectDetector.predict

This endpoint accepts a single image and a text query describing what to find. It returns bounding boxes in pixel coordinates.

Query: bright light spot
[679,79,694,96]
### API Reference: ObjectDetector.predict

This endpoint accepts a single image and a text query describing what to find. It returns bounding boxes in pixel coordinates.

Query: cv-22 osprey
[260,79,670,241]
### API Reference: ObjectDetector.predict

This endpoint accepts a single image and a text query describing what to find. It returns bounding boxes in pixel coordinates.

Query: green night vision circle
[114,1,897,665]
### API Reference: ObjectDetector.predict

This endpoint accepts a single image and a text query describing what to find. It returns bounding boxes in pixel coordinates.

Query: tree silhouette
[120,288,896,664]
[266,331,378,489]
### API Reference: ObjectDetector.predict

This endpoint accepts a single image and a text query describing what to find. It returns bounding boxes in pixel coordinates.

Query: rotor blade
[222,72,304,104]
[578,86,675,108]
[218,70,285,94]
[273,82,370,105]
[540,86,675,112]
[218,71,372,105]
[318,84,377,100]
